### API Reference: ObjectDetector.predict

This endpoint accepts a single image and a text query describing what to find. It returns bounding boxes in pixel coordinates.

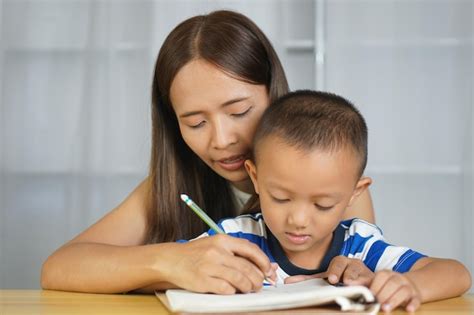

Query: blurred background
[0,0,472,290]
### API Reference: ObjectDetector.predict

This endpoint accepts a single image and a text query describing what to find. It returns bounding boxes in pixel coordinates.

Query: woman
[41,10,374,294]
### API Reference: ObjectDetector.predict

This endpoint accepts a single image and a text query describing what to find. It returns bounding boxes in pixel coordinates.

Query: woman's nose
[211,118,238,149]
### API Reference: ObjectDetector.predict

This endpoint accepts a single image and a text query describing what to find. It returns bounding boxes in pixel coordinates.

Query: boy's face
[245,135,371,268]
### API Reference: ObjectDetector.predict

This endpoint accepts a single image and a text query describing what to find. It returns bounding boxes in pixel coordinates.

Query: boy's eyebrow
[179,97,250,118]
[267,182,339,198]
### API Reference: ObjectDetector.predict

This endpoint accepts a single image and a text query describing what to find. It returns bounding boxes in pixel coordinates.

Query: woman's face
[170,59,270,191]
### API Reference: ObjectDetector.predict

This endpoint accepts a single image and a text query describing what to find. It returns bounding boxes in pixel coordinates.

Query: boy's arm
[370,257,471,312]
[404,257,471,302]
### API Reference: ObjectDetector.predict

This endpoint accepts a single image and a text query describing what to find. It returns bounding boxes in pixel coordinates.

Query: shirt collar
[267,223,345,276]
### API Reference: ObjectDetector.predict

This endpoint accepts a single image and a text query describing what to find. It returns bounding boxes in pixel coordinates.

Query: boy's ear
[244,159,259,195]
[347,176,372,207]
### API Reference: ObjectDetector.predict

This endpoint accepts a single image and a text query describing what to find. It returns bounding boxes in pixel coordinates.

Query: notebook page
[163,278,376,313]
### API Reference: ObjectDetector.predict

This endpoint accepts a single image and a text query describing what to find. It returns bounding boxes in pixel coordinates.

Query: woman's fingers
[221,255,267,292]
[199,276,237,295]
[207,264,257,294]
[216,235,275,279]
[170,235,273,294]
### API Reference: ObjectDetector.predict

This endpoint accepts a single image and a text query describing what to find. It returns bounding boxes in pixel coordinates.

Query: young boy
[194,90,471,312]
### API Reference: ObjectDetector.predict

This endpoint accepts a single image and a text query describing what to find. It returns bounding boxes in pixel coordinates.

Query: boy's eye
[231,107,252,117]
[315,204,334,211]
[271,196,289,203]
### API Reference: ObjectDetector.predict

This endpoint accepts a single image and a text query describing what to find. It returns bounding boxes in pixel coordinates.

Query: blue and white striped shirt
[188,213,426,285]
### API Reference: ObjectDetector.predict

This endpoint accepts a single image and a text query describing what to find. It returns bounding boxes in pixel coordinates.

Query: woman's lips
[216,155,247,171]
[285,232,310,245]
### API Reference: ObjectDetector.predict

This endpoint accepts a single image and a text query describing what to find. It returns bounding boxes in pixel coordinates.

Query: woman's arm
[344,188,375,223]
[41,179,156,293]
[41,179,274,294]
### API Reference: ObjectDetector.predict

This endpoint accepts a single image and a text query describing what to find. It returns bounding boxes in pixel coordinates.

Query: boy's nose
[287,206,311,229]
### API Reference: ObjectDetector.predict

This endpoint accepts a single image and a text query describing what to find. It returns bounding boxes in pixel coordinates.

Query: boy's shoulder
[340,218,384,238]
[218,213,266,236]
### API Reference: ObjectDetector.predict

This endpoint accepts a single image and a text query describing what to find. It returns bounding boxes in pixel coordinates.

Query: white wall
[0,0,472,290]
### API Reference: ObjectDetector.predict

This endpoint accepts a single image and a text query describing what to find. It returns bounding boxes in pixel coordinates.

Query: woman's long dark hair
[146,10,289,243]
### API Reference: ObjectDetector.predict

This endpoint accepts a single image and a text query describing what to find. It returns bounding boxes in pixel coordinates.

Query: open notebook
[156,278,379,314]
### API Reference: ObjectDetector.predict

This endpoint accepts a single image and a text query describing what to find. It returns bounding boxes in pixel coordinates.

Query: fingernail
[407,305,415,312]
[264,276,276,287]
[382,303,391,312]
[328,274,338,283]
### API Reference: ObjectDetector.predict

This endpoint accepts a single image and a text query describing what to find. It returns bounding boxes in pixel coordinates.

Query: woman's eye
[231,107,252,117]
[189,121,206,129]
[315,204,334,211]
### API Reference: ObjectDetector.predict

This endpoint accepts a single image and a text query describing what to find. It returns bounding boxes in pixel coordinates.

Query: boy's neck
[284,232,334,270]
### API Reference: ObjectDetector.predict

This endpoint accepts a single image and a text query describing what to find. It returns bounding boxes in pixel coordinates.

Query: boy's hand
[324,256,375,286]
[370,270,421,313]
[284,256,374,286]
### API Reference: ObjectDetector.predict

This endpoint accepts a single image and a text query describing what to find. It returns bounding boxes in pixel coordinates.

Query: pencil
[180,194,225,234]
[180,193,276,287]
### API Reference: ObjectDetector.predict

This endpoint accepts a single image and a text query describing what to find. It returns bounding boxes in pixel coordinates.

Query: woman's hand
[370,270,421,313]
[159,234,276,294]
[284,256,374,286]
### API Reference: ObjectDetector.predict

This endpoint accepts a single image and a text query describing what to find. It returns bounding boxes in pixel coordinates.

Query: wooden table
[0,290,473,314]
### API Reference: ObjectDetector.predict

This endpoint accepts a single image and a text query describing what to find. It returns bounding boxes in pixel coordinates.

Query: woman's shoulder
[68,178,151,246]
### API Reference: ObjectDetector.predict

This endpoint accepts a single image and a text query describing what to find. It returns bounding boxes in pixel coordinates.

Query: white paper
[160,278,379,313]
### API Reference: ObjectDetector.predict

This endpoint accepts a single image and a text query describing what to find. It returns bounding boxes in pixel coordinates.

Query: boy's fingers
[382,285,411,312]
[325,256,349,283]
[344,273,372,286]
[376,282,398,305]
[342,263,362,283]
[284,274,315,284]
[374,274,405,305]
[405,297,421,313]
[343,263,374,286]
[312,271,328,279]
[369,271,391,296]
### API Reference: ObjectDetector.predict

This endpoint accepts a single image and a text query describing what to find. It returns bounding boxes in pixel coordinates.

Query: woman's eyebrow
[221,96,249,107]
[179,97,250,118]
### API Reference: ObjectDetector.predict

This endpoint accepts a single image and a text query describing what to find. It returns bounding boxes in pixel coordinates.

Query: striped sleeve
[177,214,272,258]
[339,219,426,273]
[217,214,273,256]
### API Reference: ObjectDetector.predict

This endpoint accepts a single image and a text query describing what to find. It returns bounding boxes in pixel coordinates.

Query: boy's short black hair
[253,90,368,177]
